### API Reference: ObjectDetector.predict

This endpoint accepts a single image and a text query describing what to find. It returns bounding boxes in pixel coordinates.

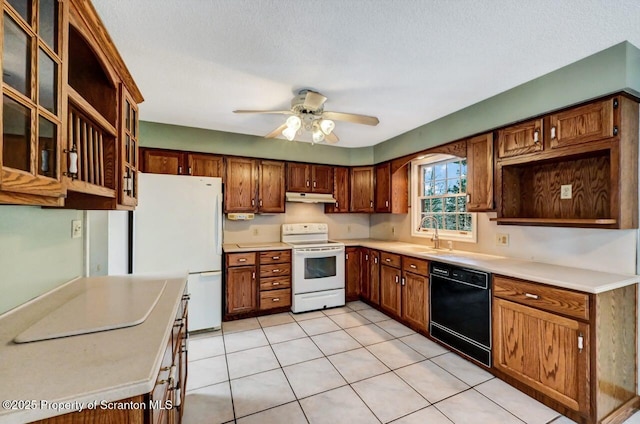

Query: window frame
[411,153,477,243]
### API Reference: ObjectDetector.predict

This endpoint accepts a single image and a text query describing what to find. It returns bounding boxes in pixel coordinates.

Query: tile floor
[182,301,640,424]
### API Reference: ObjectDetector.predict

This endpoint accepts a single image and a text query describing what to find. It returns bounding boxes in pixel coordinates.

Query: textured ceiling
[93,0,640,148]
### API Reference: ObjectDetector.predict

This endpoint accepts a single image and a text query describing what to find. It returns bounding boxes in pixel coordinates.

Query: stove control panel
[282,223,328,235]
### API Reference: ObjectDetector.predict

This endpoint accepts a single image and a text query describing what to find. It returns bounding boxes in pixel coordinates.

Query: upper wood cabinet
[225,157,285,213]
[374,161,408,213]
[0,0,65,206]
[258,160,285,213]
[286,163,333,194]
[325,166,350,213]
[549,98,614,149]
[350,166,374,212]
[225,157,258,213]
[62,0,143,210]
[140,148,223,178]
[497,118,543,158]
[495,95,638,229]
[466,133,494,211]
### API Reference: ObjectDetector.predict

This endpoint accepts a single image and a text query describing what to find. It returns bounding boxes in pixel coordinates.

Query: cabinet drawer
[260,276,291,291]
[260,289,291,310]
[402,256,429,275]
[260,263,291,278]
[380,252,401,268]
[260,250,291,264]
[227,252,256,267]
[493,275,589,320]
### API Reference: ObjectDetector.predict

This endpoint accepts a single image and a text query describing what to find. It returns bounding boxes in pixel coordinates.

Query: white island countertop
[0,274,187,424]
[335,239,638,294]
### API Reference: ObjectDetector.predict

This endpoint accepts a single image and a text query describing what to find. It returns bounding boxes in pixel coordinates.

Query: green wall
[0,207,84,314]
[140,121,375,166]
[374,42,640,162]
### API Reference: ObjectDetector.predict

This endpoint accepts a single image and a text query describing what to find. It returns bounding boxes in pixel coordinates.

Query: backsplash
[224,203,370,243]
[370,210,638,275]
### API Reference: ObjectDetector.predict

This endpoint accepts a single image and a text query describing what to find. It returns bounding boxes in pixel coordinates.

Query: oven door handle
[295,247,345,255]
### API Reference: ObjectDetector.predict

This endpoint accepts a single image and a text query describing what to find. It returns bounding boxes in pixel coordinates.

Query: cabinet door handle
[251,199,255,206]
[272,256,280,260]
[313,181,317,188]
[259,200,263,207]
[466,193,471,203]
[252,272,255,280]
[272,298,280,302]
[550,126,557,139]
[533,129,540,143]
[335,201,339,208]
[385,200,389,207]
[365,254,368,260]
[345,253,349,260]
[306,180,310,187]
[578,333,584,353]
[374,257,378,264]
[238,258,247,262]
[401,277,405,286]
[410,264,417,269]
[188,166,192,175]
[525,293,539,300]
[178,166,183,174]
[395,275,399,283]
[370,201,373,208]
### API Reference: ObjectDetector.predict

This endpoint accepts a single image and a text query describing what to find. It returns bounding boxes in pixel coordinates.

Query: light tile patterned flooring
[183,301,640,424]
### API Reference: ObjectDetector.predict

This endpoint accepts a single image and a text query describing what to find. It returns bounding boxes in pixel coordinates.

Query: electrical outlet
[71,220,82,239]
[560,184,572,199]
[495,233,509,246]
[252,228,259,236]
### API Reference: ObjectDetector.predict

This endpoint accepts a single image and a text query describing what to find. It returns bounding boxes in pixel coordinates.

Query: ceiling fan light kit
[234,89,379,145]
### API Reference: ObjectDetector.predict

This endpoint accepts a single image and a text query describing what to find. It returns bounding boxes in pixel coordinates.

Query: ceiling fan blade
[234,110,293,115]
[325,131,339,144]
[303,91,327,111]
[322,111,379,126]
[265,123,288,139]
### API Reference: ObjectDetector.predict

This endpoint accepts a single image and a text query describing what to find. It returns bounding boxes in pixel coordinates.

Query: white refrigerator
[134,173,223,332]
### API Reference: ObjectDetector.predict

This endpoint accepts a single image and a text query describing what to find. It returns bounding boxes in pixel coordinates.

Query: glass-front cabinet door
[1,0,64,202]
[120,86,138,207]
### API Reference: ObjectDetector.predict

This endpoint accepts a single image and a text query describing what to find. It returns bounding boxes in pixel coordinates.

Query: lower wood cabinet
[345,247,360,301]
[368,250,380,305]
[492,275,637,423]
[225,250,291,318]
[380,263,401,317]
[401,257,429,332]
[360,249,371,300]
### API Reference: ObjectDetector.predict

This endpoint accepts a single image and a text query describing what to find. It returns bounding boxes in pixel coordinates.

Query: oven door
[292,246,345,294]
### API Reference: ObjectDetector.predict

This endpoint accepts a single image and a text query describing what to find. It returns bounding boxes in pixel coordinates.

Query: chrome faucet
[417,215,440,249]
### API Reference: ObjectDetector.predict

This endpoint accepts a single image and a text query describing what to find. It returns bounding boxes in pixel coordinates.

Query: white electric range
[281,223,346,313]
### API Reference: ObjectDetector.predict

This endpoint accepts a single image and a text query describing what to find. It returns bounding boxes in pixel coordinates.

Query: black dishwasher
[430,261,491,367]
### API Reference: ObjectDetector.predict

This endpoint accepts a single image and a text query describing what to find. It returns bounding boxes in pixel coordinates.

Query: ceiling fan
[233,89,379,144]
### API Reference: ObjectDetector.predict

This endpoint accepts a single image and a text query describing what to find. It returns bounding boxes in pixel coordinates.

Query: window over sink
[411,154,477,242]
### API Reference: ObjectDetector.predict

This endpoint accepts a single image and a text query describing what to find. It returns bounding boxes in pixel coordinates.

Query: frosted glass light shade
[286,115,302,130]
[319,119,335,135]
[312,128,325,143]
[282,126,297,141]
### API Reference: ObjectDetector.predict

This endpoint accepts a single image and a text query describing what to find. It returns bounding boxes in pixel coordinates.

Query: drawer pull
[272,269,281,273]
[410,264,417,269]
[386,258,391,262]
[272,282,280,286]
[272,256,280,260]
[238,258,247,262]
[525,293,539,300]
[272,298,280,302]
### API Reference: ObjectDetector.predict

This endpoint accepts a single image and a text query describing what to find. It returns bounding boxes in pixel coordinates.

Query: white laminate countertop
[0,274,187,424]
[336,239,639,294]
[223,242,292,252]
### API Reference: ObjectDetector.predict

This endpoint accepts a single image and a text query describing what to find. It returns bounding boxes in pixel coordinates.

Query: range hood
[286,192,337,204]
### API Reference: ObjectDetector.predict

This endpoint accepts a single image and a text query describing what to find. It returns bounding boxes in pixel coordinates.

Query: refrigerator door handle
[215,193,223,256]
[199,271,222,277]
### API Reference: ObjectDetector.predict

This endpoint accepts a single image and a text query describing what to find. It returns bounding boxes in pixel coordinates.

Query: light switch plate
[496,233,509,246]
[560,184,572,199]
[72,220,82,239]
